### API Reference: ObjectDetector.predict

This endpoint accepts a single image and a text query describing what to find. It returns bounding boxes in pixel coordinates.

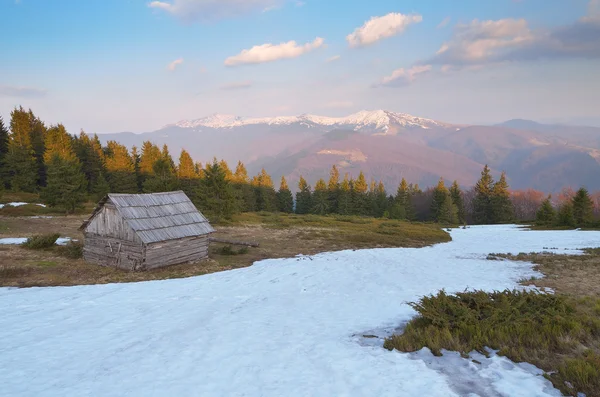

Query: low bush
[56,240,84,259]
[384,289,600,396]
[216,245,249,256]
[22,234,61,249]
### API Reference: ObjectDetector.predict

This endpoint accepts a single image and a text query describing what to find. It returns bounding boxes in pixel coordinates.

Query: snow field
[1,225,599,396]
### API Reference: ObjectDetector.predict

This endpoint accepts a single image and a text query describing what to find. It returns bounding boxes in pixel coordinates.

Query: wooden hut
[79,191,214,270]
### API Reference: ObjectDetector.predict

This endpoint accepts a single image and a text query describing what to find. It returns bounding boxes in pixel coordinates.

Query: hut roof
[80,191,215,244]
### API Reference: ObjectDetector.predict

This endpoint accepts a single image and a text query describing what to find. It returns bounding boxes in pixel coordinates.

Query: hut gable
[81,191,215,244]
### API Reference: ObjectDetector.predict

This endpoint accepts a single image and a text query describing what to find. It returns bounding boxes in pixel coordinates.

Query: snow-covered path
[1,225,599,397]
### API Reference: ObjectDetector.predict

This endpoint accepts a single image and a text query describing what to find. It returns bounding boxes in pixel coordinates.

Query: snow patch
[0,237,73,245]
[0,202,46,209]
[1,225,598,396]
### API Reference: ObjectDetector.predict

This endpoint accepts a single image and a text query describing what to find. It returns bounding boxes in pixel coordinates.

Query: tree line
[1,107,598,227]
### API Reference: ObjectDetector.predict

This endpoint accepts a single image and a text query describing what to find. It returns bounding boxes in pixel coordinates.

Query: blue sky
[0,0,599,132]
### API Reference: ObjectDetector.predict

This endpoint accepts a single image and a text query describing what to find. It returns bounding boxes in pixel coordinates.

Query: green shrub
[56,240,83,259]
[22,234,61,249]
[384,290,600,396]
[216,245,249,256]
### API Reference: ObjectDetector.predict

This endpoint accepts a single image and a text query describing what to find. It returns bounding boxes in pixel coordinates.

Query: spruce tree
[391,178,414,220]
[139,141,161,176]
[327,165,340,213]
[105,141,138,193]
[472,165,495,224]
[491,172,514,223]
[219,159,234,181]
[572,187,594,226]
[352,171,369,215]
[176,149,199,198]
[438,195,459,224]
[277,176,294,213]
[143,157,178,193]
[92,172,110,202]
[295,176,312,214]
[194,160,237,220]
[557,203,575,227]
[449,180,466,224]
[0,116,9,188]
[232,161,255,212]
[29,111,47,187]
[536,196,556,226]
[431,177,449,222]
[42,153,88,213]
[251,168,277,211]
[337,174,352,215]
[6,107,38,192]
[161,144,176,171]
[131,146,143,191]
[73,132,106,194]
[41,124,87,213]
[372,181,388,218]
[312,178,329,215]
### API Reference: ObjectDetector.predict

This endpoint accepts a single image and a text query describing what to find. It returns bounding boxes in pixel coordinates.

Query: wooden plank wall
[83,234,146,271]
[84,204,141,243]
[144,235,209,269]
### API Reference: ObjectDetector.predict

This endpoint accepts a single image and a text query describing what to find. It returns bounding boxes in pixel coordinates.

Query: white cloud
[437,16,451,29]
[346,12,422,48]
[429,10,600,67]
[378,65,432,87]
[0,85,47,98]
[326,55,341,63]
[224,37,324,66]
[220,81,253,90]
[167,58,184,71]
[148,0,281,22]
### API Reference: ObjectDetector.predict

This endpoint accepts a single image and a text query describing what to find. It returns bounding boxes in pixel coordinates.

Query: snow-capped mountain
[170,110,450,133]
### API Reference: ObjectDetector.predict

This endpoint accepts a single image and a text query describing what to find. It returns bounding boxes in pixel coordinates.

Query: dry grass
[0,212,450,288]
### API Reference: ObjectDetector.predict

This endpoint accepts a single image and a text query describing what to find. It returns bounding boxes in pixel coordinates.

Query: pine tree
[472,165,495,224]
[295,176,312,214]
[161,144,176,171]
[431,177,449,222]
[449,180,466,224]
[131,146,143,191]
[176,149,200,198]
[0,116,9,188]
[105,141,138,193]
[277,176,294,213]
[337,174,352,215]
[219,159,234,181]
[312,178,329,215]
[491,172,514,223]
[572,187,594,226]
[5,107,38,192]
[44,124,75,162]
[536,196,556,226]
[327,165,340,213]
[194,160,237,220]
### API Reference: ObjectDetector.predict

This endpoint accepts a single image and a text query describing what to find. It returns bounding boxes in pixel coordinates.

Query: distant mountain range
[98,110,600,193]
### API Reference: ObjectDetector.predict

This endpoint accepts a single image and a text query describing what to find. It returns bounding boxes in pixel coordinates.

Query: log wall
[144,235,209,269]
[83,234,146,271]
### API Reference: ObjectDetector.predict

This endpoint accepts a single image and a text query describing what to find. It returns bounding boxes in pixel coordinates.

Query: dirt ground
[0,213,449,288]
